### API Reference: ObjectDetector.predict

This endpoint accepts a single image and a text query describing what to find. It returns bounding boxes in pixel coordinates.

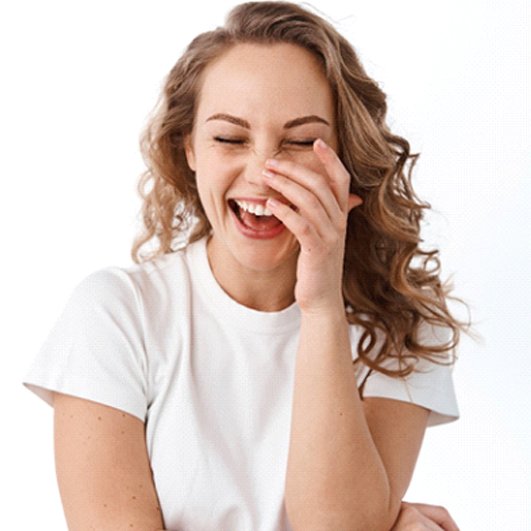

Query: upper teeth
[234,199,273,216]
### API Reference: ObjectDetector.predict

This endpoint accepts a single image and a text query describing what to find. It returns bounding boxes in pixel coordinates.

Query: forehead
[195,42,335,125]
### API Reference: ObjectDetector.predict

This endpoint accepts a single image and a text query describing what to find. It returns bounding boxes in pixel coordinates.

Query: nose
[242,143,281,189]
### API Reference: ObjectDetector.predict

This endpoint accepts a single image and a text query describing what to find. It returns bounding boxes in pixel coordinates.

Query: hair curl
[131,0,478,396]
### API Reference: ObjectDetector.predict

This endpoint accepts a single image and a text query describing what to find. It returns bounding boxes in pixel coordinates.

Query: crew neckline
[185,235,301,335]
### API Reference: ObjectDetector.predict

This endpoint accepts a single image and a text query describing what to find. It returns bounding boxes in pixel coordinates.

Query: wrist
[299,299,346,321]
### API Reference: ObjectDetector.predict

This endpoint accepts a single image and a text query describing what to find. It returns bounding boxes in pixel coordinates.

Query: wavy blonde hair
[131,1,477,395]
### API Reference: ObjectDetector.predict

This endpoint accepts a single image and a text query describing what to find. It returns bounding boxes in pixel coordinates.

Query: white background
[2,0,529,529]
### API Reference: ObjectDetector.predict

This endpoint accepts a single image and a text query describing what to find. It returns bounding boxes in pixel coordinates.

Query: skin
[184,41,459,530]
[392,502,460,530]
[184,41,362,313]
[50,41,458,531]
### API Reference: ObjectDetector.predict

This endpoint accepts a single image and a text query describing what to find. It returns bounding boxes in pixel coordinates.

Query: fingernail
[262,169,276,179]
[316,138,327,150]
[266,197,279,208]
[265,158,279,168]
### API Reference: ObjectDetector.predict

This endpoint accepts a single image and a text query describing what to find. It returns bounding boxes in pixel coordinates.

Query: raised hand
[263,138,363,314]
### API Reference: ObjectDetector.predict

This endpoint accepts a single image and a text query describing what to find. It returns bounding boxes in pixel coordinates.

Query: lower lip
[229,206,287,240]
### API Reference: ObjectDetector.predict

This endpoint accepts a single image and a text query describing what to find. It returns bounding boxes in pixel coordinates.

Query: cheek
[291,151,326,176]
[194,159,235,203]
[197,156,246,195]
[197,146,243,170]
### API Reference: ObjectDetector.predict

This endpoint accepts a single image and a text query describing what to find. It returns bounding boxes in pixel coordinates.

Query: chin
[235,242,299,272]
[208,222,300,271]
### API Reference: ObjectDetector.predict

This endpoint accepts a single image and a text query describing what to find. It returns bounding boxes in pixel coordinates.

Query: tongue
[240,210,282,231]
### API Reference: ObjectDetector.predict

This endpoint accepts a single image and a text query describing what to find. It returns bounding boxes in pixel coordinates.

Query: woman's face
[184,42,338,281]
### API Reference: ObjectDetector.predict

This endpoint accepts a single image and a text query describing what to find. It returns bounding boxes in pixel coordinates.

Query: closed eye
[214,137,316,146]
[214,137,244,144]
[288,140,315,146]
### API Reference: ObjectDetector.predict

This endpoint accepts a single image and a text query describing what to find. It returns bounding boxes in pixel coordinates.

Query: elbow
[288,495,397,531]
[350,478,398,531]
[375,491,404,531]
[366,476,403,531]
[289,512,392,531]
[351,502,400,531]
[344,505,400,531]
[287,473,396,531]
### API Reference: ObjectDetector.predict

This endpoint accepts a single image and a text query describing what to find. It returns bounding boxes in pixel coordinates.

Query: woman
[23,2,471,529]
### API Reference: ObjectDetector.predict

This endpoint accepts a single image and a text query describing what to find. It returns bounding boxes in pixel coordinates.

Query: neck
[206,235,298,312]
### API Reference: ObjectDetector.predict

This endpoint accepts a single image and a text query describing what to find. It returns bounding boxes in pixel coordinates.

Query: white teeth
[234,199,273,216]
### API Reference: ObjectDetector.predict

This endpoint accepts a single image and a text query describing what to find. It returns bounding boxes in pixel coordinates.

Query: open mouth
[228,199,246,222]
[228,199,285,231]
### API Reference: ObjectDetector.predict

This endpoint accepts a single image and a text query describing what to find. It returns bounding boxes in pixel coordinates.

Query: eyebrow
[205,113,330,129]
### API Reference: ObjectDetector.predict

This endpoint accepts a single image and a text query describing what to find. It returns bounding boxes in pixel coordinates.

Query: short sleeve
[22,268,148,423]
[351,320,459,427]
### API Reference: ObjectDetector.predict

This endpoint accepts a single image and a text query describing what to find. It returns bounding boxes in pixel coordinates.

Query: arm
[53,392,166,530]
[284,309,389,529]
[285,310,429,531]
[264,140,430,530]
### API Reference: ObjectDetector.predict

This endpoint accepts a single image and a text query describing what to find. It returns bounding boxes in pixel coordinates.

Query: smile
[228,199,287,239]
[233,199,274,217]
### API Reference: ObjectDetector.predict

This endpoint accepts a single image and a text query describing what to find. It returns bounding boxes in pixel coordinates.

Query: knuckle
[402,505,418,516]
[314,174,327,187]
[335,216,347,231]
[299,220,312,236]
[438,505,451,516]
[339,169,350,183]
[307,195,320,210]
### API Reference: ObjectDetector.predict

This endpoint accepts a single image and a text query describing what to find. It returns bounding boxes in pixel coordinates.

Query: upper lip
[230,197,292,207]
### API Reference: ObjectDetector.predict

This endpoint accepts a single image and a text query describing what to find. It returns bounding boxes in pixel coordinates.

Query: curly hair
[131,0,477,396]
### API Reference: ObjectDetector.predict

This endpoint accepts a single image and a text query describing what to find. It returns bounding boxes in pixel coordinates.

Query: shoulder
[348,314,453,364]
[349,316,459,427]
[71,246,192,311]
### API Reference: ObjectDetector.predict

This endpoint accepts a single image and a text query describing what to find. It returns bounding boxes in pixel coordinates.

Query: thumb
[347,193,363,212]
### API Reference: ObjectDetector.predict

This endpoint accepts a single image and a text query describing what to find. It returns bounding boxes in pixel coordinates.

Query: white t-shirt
[22,235,459,531]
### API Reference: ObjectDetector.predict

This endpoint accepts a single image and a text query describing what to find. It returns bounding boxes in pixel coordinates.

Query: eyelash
[214,137,315,147]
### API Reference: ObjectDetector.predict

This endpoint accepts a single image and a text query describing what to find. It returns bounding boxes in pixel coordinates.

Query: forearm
[285,307,391,531]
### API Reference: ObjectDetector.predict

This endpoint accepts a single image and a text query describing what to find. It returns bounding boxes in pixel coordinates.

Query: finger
[263,160,344,226]
[406,503,460,531]
[391,504,445,531]
[313,138,351,211]
[265,197,322,249]
[262,168,340,239]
